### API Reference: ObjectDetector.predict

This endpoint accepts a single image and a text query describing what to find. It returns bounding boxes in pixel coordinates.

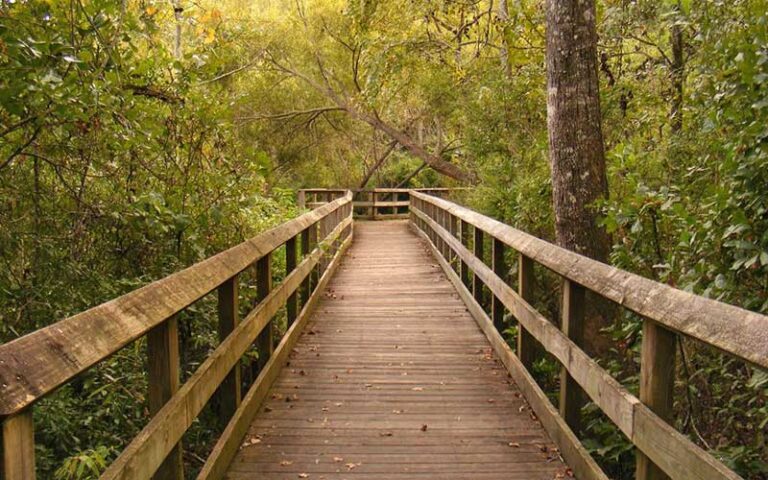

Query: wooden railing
[0,193,354,480]
[409,191,767,480]
[298,187,458,219]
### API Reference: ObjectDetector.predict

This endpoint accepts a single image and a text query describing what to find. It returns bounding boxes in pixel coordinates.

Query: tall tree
[545,0,612,355]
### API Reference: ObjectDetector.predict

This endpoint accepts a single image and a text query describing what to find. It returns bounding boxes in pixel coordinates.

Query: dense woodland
[0,0,767,478]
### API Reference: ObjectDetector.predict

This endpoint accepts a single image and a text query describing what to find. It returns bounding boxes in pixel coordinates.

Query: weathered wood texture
[2,411,35,480]
[411,201,744,480]
[410,192,768,371]
[221,221,571,480]
[0,194,353,417]
[99,215,353,480]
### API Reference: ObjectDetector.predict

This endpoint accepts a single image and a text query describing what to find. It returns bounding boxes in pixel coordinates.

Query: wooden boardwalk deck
[225,221,569,479]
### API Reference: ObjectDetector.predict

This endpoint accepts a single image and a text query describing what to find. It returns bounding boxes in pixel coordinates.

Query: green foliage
[2,0,767,478]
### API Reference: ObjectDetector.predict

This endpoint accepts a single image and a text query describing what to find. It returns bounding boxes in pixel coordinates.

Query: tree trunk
[545,0,613,356]
[498,0,512,79]
[359,141,397,189]
[670,0,684,133]
[353,110,476,183]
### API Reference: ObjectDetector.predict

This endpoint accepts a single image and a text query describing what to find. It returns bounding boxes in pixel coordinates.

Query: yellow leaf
[204,28,216,44]
[145,6,158,15]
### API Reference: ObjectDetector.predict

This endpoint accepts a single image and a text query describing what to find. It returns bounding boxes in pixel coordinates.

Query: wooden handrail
[0,193,352,417]
[100,216,353,480]
[0,193,353,480]
[408,193,763,480]
[298,187,462,220]
[410,192,768,370]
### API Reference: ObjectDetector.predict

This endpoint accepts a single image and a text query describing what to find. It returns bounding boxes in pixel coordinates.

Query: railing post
[297,190,306,210]
[460,220,470,289]
[286,236,298,327]
[216,276,240,424]
[449,214,458,271]
[636,321,677,480]
[492,238,506,332]
[3,410,35,480]
[560,279,586,434]
[371,191,377,220]
[517,254,537,370]
[309,222,319,287]
[255,253,274,374]
[147,315,184,480]
[300,227,311,305]
[473,227,484,306]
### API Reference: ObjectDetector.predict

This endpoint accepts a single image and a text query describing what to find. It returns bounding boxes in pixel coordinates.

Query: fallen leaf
[280,460,293,466]
[508,442,520,448]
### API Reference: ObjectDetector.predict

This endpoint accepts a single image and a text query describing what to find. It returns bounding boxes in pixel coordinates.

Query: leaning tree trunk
[545,0,613,356]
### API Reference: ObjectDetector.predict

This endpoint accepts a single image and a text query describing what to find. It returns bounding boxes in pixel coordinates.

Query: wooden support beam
[300,228,311,306]
[636,320,677,480]
[255,254,274,374]
[286,236,298,327]
[308,223,319,288]
[560,279,586,434]
[147,315,184,480]
[216,277,240,424]
[460,220,471,288]
[297,190,306,209]
[473,227,484,307]
[517,253,537,370]
[371,191,377,220]
[2,410,35,480]
[492,238,506,332]
[449,214,459,271]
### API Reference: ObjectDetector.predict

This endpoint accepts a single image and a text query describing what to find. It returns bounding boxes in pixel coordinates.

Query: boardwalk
[225,221,569,479]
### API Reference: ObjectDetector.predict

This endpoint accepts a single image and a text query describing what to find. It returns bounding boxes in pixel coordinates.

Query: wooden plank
[517,254,537,370]
[412,208,744,480]
[492,238,506,332]
[473,225,484,307]
[412,223,607,480]
[560,279,586,434]
[216,221,569,480]
[0,193,353,417]
[286,236,298,327]
[216,277,241,425]
[146,316,183,480]
[2,411,35,480]
[254,254,274,377]
[99,216,353,480]
[632,406,741,480]
[196,223,354,480]
[460,220,471,288]
[410,192,768,370]
[636,320,677,480]
[300,228,311,306]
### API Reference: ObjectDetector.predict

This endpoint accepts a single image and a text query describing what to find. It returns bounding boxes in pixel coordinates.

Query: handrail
[409,192,763,480]
[100,216,353,480]
[0,192,354,480]
[411,192,768,370]
[298,187,462,220]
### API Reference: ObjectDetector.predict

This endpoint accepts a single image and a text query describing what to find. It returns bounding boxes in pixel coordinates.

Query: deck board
[224,220,570,479]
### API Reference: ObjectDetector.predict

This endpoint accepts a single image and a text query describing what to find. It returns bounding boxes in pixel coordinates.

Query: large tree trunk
[545,0,613,356]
